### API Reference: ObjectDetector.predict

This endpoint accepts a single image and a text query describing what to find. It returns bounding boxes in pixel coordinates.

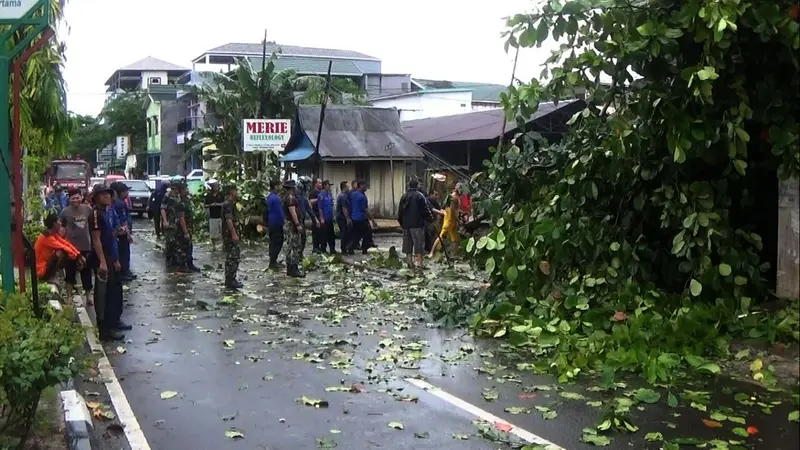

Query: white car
[186,169,206,181]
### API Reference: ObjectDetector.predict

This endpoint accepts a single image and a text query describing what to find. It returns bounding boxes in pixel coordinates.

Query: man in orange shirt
[35,213,85,282]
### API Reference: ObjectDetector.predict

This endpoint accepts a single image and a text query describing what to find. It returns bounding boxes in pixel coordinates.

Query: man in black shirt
[398,178,432,269]
[205,180,224,251]
[308,178,322,253]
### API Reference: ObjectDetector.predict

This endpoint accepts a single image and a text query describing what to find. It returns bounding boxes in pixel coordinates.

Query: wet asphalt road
[100,222,799,450]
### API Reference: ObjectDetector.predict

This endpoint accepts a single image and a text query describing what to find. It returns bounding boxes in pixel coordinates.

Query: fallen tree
[467,0,799,384]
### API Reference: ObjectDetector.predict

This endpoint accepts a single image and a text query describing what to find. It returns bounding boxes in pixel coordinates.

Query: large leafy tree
[98,91,147,153]
[66,114,109,165]
[469,0,799,382]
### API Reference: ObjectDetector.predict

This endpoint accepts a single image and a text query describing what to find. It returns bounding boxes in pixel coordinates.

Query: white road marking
[76,304,151,450]
[405,377,566,449]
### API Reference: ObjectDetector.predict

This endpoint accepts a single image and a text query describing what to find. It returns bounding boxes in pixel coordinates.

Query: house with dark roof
[401,100,585,177]
[105,56,189,94]
[280,105,424,217]
[369,77,507,121]
[191,42,412,98]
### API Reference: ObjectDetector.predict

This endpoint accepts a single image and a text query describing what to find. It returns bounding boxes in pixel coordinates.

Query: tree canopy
[467,0,799,384]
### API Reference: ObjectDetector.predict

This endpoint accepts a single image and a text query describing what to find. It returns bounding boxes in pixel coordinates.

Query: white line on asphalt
[404,378,566,450]
[76,304,152,450]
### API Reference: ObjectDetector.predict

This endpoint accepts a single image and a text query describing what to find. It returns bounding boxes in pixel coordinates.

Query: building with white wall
[104,57,188,101]
[369,78,506,121]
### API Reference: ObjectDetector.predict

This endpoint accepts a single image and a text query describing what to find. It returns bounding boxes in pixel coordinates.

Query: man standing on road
[180,183,201,272]
[424,190,445,254]
[308,178,322,253]
[112,182,136,282]
[335,181,352,254]
[150,183,168,239]
[161,179,188,270]
[349,181,378,254]
[222,186,243,289]
[205,180,224,252]
[398,178,432,269]
[316,180,336,253]
[265,179,285,269]
[282,180,305,278]
[295,177,316,258]
[61,188,95,305]
[89,184,127,341]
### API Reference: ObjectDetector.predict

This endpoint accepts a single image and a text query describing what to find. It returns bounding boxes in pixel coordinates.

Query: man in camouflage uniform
[222,185,243,289]
[180,184,201,272]
[161,178,189,271]
[282,180,305,278]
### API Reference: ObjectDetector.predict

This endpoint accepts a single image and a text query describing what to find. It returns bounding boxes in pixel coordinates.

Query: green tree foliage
[9,0,76,177]
[195,54,369,173]
[66,114,109,164]
[468,0,799,382]
[98,91,147,153]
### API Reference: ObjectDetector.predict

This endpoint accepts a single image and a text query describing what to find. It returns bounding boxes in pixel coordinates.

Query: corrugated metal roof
[118,57,188,72]
[247,56,364,76]
[297,105,424,160]
[413,78,506,103]
[204,42,380,61]
[401,100,582,144]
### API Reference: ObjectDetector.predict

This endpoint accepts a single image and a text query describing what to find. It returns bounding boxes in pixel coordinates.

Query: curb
[73,299,151,450]
[48,300,94,450]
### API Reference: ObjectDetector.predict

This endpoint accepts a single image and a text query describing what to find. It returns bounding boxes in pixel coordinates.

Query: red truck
[46,159,91,190]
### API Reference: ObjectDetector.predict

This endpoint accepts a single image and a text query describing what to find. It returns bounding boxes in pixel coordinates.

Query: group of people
[35,182,138,341]
[398,179,470,269]
[211,176,380,288]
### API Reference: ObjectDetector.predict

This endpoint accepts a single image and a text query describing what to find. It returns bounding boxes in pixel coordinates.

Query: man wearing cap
[179,183,201,272]
[161,178,189,270]
[295,176,317,257]
[204,179,224,252]
[89,184,127,341]
[222,185,243,289]
[282,180,305,277]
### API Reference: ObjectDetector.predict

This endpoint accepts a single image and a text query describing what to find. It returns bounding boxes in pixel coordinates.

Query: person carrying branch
[222,185,243,289]
[282,180,305,278]
[429,186,461,258]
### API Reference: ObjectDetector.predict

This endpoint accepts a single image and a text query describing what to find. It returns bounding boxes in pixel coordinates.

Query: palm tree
[194,54,369,174]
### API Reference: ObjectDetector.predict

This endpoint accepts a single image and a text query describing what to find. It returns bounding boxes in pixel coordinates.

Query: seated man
[34,213,84,282]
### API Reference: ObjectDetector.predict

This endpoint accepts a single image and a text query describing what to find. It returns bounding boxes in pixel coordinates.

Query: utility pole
[314,61,333,175]
[497,45,521,150]
[258,29,268,119]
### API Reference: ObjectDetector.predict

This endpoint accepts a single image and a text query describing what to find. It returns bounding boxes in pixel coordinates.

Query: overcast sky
[61,0,551,116]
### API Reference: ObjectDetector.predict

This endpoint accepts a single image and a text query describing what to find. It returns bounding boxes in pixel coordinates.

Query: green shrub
[0,293,84,448]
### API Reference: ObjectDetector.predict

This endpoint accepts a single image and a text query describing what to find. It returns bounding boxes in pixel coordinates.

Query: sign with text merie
[242,119,291,153]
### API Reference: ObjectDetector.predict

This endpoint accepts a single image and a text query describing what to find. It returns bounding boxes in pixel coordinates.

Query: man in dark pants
[316,180,336,253]
[150,184,167,238]
[89,184,128,341]
[348,181,378,254]
[335,181,352,254]
[308,178,322,253]
[265,179,285,269]
[112,182,135,282]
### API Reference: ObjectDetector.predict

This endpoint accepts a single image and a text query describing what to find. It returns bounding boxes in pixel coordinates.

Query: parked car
[105,174,126,185]
[186,169,206,181]
[122,179,151,217]
[90,177,104,187]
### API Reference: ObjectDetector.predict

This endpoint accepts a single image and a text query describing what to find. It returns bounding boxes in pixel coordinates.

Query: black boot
[286,264,305,278]
[225,277,243,289]
[98,322,125,341]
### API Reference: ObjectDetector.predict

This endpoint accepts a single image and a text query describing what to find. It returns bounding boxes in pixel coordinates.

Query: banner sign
[242,119,291,153]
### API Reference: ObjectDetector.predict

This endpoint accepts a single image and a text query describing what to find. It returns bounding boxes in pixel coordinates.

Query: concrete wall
[159,101,182,176]
[146,101,160,152]
[141,71,168,89]
[371,91,473,121]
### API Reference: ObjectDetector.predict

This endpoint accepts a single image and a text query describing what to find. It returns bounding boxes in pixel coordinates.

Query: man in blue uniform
[335,181,352,254]
[265,179,285,269]
[316,180,336,253]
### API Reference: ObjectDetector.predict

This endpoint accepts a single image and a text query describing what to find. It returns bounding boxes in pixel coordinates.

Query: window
[401,82,409,92]
[355,162,370,188]
[149,77,162,85]
[153,117,160,135]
